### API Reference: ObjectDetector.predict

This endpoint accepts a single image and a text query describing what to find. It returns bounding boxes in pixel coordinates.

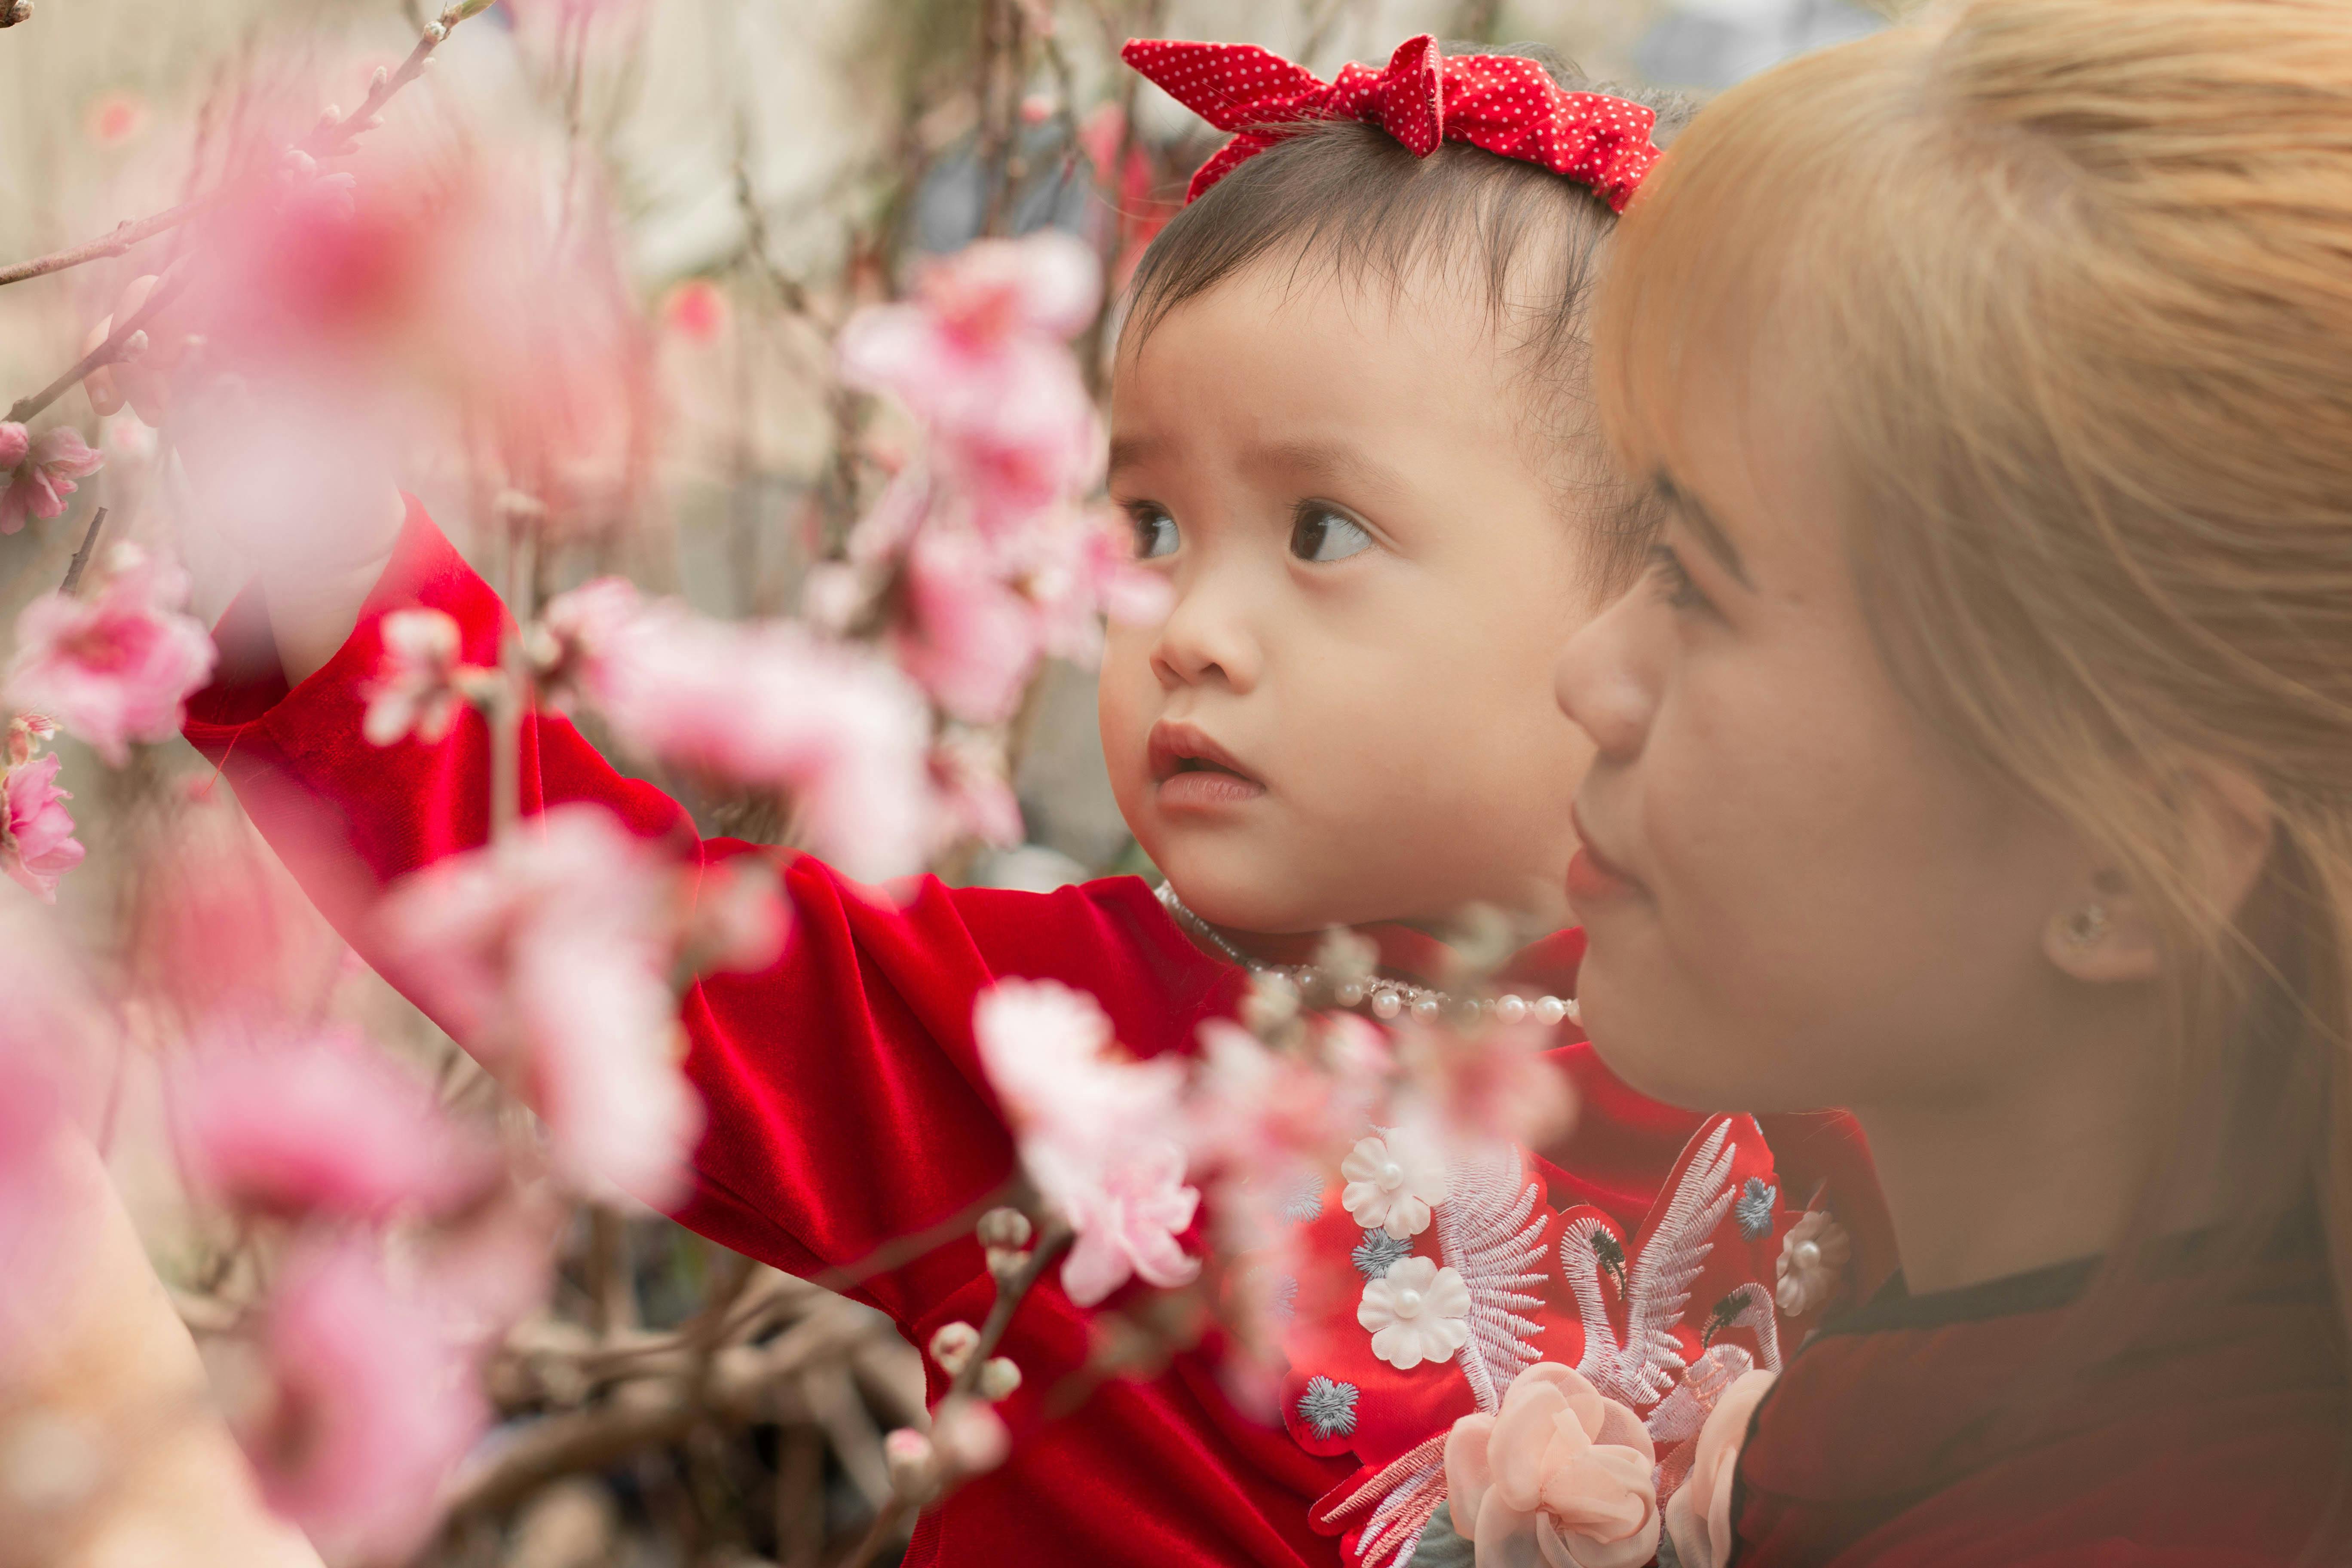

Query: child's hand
[80,273,193,426]
[81,273,407,684]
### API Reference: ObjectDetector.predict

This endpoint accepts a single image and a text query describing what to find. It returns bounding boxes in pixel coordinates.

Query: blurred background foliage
[0,2,1895,1565]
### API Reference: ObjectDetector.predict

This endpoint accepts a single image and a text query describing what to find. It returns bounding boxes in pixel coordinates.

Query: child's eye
[1129,505,1181,560]
[1290,502,1375,563]
[1648,542,1712,614]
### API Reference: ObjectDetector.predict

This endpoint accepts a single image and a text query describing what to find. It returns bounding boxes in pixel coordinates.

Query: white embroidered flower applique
[1342,1128,1450,1240]
[1773,1208,1853,1317]
[1359,1255,1473,1370]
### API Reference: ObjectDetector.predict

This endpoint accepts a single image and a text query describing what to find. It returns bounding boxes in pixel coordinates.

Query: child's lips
[1148,720,1267,809]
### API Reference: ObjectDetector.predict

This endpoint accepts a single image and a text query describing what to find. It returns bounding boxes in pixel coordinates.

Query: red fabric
[183,499,1877,1566]
[1730,1239,2352,1566]
[1121,34,1661,210]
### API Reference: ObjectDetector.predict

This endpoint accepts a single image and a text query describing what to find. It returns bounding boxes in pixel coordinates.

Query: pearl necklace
[1154,882,1582,1028]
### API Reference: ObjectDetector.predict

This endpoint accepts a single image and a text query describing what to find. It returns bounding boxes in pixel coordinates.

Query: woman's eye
[1647,541,1710,613]
[1130,506,1180,560]
[1291,503,1375,563]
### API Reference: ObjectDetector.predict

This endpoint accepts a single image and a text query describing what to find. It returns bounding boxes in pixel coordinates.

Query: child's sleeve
[184,498,1235,1328]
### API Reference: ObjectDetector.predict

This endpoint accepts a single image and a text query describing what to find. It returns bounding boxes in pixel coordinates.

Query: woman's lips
[1566,808,1643,909]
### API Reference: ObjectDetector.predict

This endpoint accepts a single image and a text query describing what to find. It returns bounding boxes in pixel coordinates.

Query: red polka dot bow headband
[1120,33,1662,211]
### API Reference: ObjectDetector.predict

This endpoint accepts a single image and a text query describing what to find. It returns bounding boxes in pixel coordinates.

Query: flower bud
[931,1397,1009,1478]
[975,1207,1032,1250]
[976,1356,1022,1401]
[986,1245,1030,1282]
[927,1320,980,1376]
[883,1428,940,1504]
[117,331,149,363]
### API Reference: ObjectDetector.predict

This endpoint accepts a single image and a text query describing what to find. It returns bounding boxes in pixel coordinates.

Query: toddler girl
[1555,1,2352,1562]
[181,35,1873,1568]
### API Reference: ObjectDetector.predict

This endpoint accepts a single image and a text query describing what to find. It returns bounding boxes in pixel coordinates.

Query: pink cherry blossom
[838,233,1102,536]
[236,1236,488,1563]
[1662,1367,1777,1568]
[894,527,1043,723]
[377,804,702,1206]
[930,1396,1011,1478]
[364,607,478,746]
[1056,1140,1202,1306]
[1446,1362,1661,1568]
[7,711,56,766]
[174,1027,493,1222]
[930,734,1024,850]
[6,544,217,765]
[0,752,83,902]
[582,601,936,883]
[971,978,1199,1305]
[531,575,642,710]
[0,425,104,536]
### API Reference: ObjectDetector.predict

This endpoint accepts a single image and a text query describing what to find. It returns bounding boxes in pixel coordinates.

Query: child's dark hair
[1121,44,1687,586]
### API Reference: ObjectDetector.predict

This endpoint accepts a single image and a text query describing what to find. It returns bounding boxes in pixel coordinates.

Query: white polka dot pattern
[1120,33,1662,212]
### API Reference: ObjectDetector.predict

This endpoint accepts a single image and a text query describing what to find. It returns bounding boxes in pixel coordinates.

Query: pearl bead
[1394,1288,1422,1316]
[1494,994,1528,1023]
[1371,989,1403,1020]
[1793,1239,1822,1271]
[1410,996,1440,1023]
[1378,1161,1403,1188]
[1534,997,1567,1026]
[1335,980,1365,1007]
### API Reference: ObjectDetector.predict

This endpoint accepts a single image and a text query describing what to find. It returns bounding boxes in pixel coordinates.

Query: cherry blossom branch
[3,266,188,426]
[61,506,110,594]
[805,1180,1017,1297]
[0,203,205,290]
[838,1219,1072,1568]
[0,0,488,292]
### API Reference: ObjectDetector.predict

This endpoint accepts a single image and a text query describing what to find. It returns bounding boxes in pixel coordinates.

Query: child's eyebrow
[1108,432,1165,476]
[1243,437,1409,502]
[1654,471,1752,588]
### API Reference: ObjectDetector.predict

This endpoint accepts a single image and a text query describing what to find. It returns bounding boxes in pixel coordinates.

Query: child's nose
[1554,594,1656,762]
[1151,579,1261,694]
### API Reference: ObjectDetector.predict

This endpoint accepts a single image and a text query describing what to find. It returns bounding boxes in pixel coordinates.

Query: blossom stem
[3,266,188,427]
[0,5,480,292]
[60,505,109,594]
[837,1219,1072,1568]
[488,523,537,843]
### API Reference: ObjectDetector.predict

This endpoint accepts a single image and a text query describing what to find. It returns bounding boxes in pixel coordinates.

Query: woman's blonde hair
[1595,0,2352,1341]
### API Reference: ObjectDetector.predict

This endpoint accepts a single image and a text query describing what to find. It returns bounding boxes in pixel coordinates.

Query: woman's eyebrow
[1655,472,1752,588]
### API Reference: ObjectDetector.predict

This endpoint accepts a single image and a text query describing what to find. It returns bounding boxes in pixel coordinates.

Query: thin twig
[59,506,110,594]
[805,1179,1017,1297]
[0,204,207,290]
[836,1221,1072,1568]
[0,0,482,292]
[4,267,190,428]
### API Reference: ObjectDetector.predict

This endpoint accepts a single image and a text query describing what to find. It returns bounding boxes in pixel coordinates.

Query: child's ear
[2042,759,2275,984]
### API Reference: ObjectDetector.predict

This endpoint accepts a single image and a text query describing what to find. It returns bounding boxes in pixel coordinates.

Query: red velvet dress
[1728,1226,2351,1567]
[184,502,1884,1568]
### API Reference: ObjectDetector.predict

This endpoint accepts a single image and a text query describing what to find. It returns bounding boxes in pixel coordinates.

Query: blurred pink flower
[838,234,1101,536]
[930,734,1023,850]
[587,604,936,883]
[678,857,790,976]
[1663,1367,1777,1568]
[894,528,1040,723]
[972,978,1199,1305]
[175,1027,492,1222]
[84,90,149,147]
[532,575,641,710]
[0,752,83,902]
[1397,1014,1577,1153]
[377,804,702,1205]
[661,278,729,344]
[0,426,104,536]
[6,545,216,765]
[364,608,479,746]
[931,1396,1011,1478]
[1446,1362,1661,1568]
[7,711,56,766]
[1057,1139,1201,1306]
[238,1237,487,1563]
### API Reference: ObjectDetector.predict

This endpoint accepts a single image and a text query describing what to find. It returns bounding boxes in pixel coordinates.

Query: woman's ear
[2043,759,2275,984]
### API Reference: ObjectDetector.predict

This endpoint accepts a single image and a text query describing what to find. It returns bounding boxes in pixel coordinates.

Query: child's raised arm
[185,495,1238,1330]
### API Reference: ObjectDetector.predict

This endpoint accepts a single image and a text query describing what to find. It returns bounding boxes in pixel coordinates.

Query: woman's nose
[1555,591,1658,762]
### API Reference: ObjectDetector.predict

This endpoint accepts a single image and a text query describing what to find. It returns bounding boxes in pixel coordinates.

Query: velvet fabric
[1728,1229,2352,1567]
[184,499,1883,1566]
